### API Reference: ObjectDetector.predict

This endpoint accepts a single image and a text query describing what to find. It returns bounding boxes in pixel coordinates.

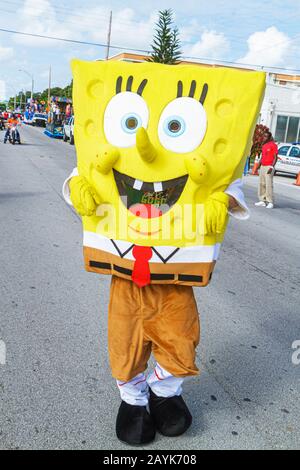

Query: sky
[0,0,300,100]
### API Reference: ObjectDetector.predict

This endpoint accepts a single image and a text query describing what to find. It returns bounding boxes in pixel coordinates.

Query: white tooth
[154,182,163,192]
[133,179,143,190]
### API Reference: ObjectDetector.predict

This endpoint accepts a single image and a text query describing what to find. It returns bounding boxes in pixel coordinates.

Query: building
[107,52,300,144]
[260,74,300,143]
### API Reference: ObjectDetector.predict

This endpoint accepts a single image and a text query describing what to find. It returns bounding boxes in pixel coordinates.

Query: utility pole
[106,11,112,60]
[31,76,34,102]
[48,65,52,111]
[19,69,34,102]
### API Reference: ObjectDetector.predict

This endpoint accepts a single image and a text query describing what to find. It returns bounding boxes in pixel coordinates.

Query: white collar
[110,239,180,263]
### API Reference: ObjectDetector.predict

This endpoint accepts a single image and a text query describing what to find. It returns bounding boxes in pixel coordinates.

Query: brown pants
[259,165,274,204]
[108,276,200,382]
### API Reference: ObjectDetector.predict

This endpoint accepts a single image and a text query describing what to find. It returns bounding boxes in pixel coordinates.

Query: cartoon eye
[104,92,149,148]
[163,116,186,137]
[158,97,207,153]
[121,113,141,134]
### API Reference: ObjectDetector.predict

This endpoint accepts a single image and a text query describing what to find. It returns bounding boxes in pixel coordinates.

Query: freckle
[199,173,203,176]
[203,162,206,165]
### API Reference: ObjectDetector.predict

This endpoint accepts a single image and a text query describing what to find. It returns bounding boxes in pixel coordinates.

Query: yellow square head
[71,59,265,285]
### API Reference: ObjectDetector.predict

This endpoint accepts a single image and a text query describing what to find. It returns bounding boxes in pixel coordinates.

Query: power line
[0,0,152,31]
[0,26,300,74]
[0,0,274,44]
[0,5,251,45]
[182,54,300,73]
[248,31,300,55]
[0,27,151,53]
[2,0,300,48]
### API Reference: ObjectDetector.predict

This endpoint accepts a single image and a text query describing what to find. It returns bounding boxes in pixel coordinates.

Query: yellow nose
[136,127,157,163]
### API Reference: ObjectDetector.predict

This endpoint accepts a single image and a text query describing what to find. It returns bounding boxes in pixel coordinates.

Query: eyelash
[177,80,208,104]
[115,76,208,105]
[116,76,148,96]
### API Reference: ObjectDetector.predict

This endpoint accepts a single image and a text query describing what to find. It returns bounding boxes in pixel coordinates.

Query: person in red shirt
[255,131,278,209]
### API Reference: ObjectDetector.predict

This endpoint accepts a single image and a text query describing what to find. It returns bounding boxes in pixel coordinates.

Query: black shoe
[149,389,192,437]
[116,401,156,446]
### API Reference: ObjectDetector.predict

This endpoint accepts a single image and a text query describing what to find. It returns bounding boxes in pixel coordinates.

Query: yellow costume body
[64,59,265,389]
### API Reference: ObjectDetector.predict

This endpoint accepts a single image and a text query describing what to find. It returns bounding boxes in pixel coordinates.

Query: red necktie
[132,245,153,288]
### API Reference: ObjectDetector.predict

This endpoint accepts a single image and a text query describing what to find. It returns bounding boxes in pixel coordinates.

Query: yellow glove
[204,192,229,235]
[69,175,101,216]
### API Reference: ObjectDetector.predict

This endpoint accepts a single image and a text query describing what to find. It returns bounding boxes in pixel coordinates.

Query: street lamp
[18,69,34,104]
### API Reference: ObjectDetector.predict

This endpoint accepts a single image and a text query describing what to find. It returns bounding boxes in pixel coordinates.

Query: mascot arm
[62,167,79,206]
[204,179,249,235]
[62,167,101,216]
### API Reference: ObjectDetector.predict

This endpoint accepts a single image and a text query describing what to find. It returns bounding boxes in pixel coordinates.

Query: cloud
[13,1,156,55]
[184,30,230,60]
[88,7,156,53]
[14,0,79,47]
[238,26,291,67]
[0,43,14,61]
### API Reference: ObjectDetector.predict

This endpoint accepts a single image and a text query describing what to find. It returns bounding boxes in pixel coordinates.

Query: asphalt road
[0,124,299,450]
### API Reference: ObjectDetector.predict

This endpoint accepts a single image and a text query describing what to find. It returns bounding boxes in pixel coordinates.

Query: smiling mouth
[113,169,188,219]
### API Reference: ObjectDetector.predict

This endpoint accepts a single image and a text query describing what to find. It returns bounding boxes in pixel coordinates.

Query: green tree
[148,9,182,64]
[7,80,73,109]
[63,79,73,99]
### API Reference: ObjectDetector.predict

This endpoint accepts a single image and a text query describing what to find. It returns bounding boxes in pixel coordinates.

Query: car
[32,113,48,127]
[275,143,300,176]
[63,116,74,145]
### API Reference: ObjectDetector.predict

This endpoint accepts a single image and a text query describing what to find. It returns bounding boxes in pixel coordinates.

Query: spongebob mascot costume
[63,59,265,445]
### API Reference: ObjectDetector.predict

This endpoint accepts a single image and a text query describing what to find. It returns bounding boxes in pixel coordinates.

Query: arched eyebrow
[115,76,148,96]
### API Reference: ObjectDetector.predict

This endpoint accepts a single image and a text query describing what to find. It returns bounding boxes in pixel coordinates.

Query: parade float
[44,96,72,138]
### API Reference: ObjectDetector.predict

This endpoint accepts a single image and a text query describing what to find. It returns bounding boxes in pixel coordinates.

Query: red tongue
[129,203,162,219]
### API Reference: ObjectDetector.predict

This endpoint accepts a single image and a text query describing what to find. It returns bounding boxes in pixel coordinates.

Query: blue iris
[163,115,186,137]
[121,113,141,134]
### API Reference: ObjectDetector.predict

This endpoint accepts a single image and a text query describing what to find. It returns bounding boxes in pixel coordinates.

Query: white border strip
[83,231,221,263]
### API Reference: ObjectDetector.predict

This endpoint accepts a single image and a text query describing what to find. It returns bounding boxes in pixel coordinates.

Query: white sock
[147,363,184,398]
[117,373,149,406]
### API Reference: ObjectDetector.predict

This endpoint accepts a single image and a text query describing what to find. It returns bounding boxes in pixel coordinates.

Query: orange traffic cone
[252,155,260,176]
[294,172,300,186]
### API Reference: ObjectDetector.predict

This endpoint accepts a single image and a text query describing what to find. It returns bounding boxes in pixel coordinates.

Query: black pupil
[168,120,181,133]
[126,117,138,129]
